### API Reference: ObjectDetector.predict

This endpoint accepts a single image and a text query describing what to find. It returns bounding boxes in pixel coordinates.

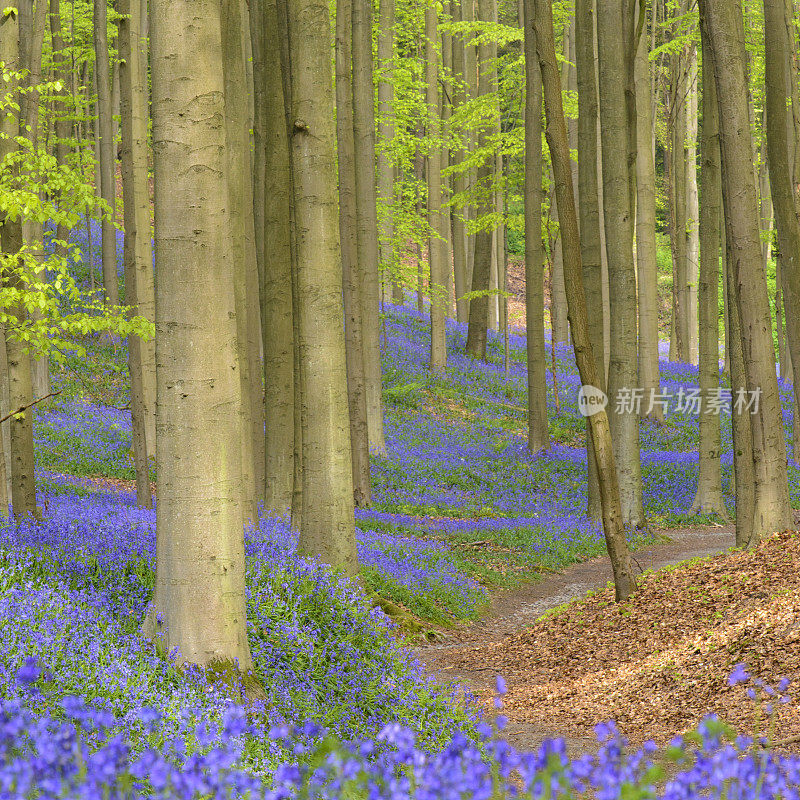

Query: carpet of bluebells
[5,221,800,795]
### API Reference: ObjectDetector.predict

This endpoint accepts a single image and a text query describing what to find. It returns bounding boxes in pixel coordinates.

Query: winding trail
[413,524,736,752]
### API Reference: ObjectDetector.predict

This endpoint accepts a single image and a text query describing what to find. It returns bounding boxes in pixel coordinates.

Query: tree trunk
[701,0,792,544]
[353,0,388,448]
[465,0,496,361]
[529,0,635,602]
[765,0,800,484]
[521,0,549,454]
[452,0,469,323]
[597,0,645,528]
[690,30,727,518]
[634,2,663,423]
[425,1,447,369]
[93,0,119,308]
[118,0,152,509]
[377,0,397,303]
[577,0,605,520]
[144,0,254,671]
[278,0,359,575]
[685,47,700,365]
[221,0,261,522]
[49,0,72,257]
[250,0,295,515]
[337,0,372,507]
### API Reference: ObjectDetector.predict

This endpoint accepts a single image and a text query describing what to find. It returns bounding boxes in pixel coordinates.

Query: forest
[4,0,800,796]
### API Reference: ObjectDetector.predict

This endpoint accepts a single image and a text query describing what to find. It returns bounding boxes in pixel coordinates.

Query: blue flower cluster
[5,658,800,798]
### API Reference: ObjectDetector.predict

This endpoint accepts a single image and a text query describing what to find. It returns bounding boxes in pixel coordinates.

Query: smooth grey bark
[337,0,372,507]
[144,0,254,671]
[521,0,550,453]
[118,0,151,508]
[529,0,635,601]
[377,0,397,302]
[353,0,388,450]
[577,0,605,521]
[465,0,496,361]
[49,0,72,257]
[452,0,469,323]
[690,32,727,518]
[701,0,792,544]
[425,0,447,369]
[278,0,359,575]
[597,0,645,528]
[685,48,700,365]
[251,0,295,515]
[634,2,662,422]
[93,0,119,308]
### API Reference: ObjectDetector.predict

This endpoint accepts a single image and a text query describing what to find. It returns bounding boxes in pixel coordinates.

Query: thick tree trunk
[425,2,447,370]
[278,0,359,574]
[597,0,645,528]
[353,0,388,449]
[521,0,549,454]
[337,0,372,507]
[691,30,727,518]
[529,0,635,602]
[701,0,792,544]
[144,0,253,670]
[93,0,119,308]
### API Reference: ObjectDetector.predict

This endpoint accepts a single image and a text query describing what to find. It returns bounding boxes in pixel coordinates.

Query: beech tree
[143,0,253,668]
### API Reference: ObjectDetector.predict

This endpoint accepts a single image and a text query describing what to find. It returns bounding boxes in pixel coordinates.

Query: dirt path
[413,524,736,753]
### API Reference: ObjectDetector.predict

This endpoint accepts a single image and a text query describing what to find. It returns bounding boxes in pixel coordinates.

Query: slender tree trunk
[577,0,605,520]
[223,0,262,522]
[143,0,254,670]
[250,0,295,515]
[701,0,792,544]
[765,0,800,479]
[452,0,469,323]
[522,0,549,453]
[118,0,156,454]
[465,0,496,360]
[49,0,72,257]
[685,47,700,365]
[670,46,688,362]
[425,0,447,369]
[93,0,119,308]
[118,0,151,508]
[377,0,397,303]
[337,0,372,507]
[278,0,359,574]
[634,3,663,423]
[353,0,388,449]
[691,32,727,518]
[529,0,635,601]
[597,0,645,528]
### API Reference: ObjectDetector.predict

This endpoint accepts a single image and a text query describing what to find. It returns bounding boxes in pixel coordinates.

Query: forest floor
[415,520,800,756]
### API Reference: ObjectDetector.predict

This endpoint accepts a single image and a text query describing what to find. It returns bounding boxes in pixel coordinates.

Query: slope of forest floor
[417,526,800,755]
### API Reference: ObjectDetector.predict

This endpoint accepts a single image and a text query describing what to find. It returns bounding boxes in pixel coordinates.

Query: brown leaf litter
[442,530,800,749]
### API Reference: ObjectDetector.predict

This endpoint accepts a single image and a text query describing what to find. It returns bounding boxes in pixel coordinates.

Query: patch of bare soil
[416,527,800,754]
